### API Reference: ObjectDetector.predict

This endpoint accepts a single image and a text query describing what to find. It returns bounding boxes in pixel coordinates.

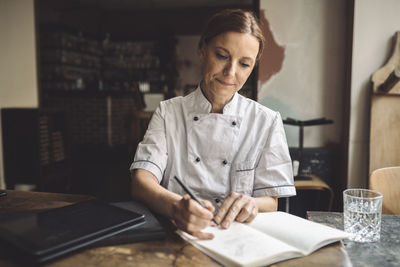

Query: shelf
[40,30,167,97]
[41,62,101,70]
[43,90,141,97]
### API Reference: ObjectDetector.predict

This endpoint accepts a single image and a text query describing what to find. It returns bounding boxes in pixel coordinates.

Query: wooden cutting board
[369,31,400,174]
[369,94,400,174]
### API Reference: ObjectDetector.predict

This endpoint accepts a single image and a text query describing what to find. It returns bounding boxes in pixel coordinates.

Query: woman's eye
[240,62,251,68]
[216,53,228,60]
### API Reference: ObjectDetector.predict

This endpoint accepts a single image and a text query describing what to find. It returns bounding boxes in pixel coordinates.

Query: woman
[130,9,295,239]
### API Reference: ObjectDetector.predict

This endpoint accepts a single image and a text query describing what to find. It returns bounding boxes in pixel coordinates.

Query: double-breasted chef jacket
[130,85,296,208]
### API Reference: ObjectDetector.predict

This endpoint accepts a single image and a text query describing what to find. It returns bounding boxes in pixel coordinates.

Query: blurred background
[1,0,399,216]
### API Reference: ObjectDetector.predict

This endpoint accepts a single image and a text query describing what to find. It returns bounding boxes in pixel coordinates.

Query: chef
[130,9,295,240]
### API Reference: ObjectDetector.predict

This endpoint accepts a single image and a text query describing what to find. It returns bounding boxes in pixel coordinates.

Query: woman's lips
[216,78,234,86]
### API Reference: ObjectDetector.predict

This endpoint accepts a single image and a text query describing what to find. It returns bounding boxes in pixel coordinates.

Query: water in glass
[343,189,382,242]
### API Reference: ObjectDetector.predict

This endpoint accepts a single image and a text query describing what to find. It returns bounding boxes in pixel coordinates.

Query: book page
[248,212,349,255]
[179,222,302,267]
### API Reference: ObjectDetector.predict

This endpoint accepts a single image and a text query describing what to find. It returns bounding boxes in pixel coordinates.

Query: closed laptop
[0,199,145,263]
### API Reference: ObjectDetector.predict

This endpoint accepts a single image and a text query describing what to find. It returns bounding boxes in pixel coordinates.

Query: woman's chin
[212,85,237,95]
[217,87,237,97]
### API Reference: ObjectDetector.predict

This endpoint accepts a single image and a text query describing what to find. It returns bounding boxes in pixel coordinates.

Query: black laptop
[92,200,167,247]
[0,199,145,264]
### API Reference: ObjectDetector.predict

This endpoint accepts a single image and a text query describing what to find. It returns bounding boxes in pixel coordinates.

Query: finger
[181,195,214,231]
[214,192,240,224]
[235,195,257,222]
[191,230,214,240]
[220,195,246,228]
[185,196,214,221]
[236,203,257,223]
[174,196,212,232]
[244,206,258,222]
[235,204,252,222]
[210,220,217,227]
[201,199,215,213]
[175,212,211,235]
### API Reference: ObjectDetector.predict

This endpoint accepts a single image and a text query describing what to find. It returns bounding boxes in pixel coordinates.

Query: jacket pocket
[232,160,256,195]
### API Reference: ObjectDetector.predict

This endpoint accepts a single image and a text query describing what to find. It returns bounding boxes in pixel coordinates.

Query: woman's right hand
[131,170,215,239]
[172,194,216,240]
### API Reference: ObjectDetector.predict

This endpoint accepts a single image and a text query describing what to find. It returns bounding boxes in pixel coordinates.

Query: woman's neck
[200,84,234,114]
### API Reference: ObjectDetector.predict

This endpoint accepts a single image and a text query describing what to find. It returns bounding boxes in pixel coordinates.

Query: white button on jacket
[131,86,296,206]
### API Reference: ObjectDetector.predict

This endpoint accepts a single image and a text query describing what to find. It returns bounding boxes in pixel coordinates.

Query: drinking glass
[343,189,382,242]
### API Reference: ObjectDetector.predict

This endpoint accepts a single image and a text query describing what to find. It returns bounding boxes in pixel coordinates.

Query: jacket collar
[189,84,240,116]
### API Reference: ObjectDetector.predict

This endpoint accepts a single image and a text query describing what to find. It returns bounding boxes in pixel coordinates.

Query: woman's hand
[214,192,258,229]
[172,194,216,239]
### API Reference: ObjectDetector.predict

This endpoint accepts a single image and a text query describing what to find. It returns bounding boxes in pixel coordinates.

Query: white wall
[0,0,38,189]
[259,0,346,148]
[348,0,400,187]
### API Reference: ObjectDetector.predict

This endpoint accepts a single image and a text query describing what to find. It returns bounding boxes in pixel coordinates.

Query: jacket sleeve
[253,112,296,198]
[130,103,168,183]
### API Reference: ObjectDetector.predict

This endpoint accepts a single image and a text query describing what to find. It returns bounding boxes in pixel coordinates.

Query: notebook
[0,199,145,264]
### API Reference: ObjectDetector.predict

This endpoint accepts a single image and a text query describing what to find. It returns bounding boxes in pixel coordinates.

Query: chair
[369,166,400,214]
[284,174,334,214]
[294,174,334,211]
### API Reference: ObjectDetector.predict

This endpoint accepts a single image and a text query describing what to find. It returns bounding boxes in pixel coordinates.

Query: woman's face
[199,31,259,100]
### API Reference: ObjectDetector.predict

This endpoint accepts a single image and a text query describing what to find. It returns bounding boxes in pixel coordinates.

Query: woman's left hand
[214,192,258,229]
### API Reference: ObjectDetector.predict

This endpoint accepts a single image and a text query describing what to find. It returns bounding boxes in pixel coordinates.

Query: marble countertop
[307,211,400,267]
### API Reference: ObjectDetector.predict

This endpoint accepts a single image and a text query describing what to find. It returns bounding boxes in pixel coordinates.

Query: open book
[178,211,349,267]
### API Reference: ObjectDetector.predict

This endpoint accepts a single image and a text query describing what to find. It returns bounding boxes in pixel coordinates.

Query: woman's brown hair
[198,9,265,61]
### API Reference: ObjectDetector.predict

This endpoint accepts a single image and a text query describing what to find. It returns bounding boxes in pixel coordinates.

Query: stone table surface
[307,211,400,267]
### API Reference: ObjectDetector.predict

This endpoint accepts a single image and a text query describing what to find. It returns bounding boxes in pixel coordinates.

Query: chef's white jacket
[130,86,296,207]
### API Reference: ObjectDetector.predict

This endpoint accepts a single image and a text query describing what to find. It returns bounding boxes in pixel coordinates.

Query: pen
[174,176,219,225]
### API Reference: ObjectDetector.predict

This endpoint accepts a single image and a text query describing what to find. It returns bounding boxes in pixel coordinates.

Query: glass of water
[343,189,382,242]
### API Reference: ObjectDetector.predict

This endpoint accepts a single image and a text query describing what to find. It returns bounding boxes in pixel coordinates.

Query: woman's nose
[223,62,235,76]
